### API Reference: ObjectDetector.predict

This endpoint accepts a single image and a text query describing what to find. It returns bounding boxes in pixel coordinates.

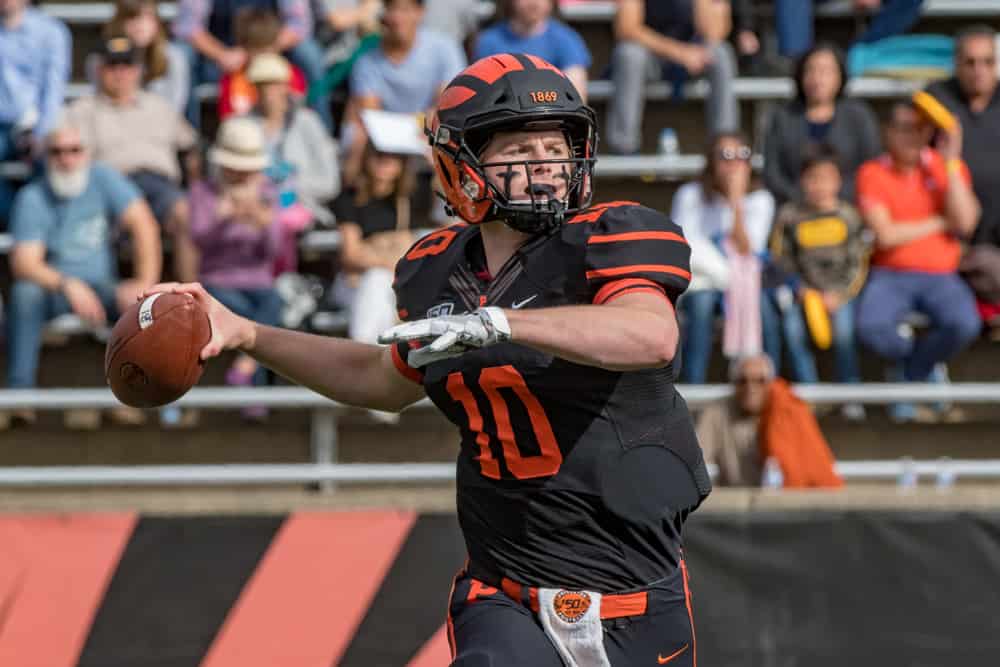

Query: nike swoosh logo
[511,295,538,309]
[657,644,689,664]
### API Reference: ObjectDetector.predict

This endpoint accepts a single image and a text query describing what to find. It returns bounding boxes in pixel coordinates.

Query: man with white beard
[1,123,161,429]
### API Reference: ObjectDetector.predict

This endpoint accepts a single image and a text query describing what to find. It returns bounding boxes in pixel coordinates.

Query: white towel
[537,588,611,667]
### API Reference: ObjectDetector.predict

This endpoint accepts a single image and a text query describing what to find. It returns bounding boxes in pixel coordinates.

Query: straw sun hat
[209,117,268,171]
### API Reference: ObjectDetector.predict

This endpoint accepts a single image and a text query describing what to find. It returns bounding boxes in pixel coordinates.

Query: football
[105,292,212,408]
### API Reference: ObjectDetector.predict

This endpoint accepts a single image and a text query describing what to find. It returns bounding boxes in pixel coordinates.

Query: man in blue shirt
[474,0,591,101]
[0,0,71,222]
[345,0,466,180]
[2,123,161,427]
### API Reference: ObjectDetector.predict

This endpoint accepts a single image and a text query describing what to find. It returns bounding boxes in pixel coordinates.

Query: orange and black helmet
[427,53,597,234]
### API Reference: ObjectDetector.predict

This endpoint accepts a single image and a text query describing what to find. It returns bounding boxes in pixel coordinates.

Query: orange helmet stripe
[463,54,525,85]
[437,85,477,111]
[524,54,563,75]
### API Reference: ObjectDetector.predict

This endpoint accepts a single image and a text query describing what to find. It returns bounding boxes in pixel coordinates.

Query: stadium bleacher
[2,0,1000,490]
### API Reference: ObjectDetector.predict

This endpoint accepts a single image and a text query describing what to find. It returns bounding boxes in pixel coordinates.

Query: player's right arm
[141,283,426,412]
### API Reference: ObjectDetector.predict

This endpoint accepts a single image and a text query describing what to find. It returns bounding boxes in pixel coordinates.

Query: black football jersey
[391,201,712,592]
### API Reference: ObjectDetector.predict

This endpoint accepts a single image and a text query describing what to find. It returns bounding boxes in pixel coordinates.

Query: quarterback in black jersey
[144,53,709,666]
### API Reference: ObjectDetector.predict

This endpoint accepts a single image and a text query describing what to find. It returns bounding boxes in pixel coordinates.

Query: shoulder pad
[393,223,471,320]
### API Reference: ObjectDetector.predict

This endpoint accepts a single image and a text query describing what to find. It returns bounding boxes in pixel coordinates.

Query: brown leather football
[105,293,212,408]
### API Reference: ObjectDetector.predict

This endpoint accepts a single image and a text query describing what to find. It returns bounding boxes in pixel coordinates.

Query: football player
[145,53,710,666]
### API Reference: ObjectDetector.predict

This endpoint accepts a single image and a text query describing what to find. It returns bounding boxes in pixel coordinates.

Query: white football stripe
[138,293,163,330]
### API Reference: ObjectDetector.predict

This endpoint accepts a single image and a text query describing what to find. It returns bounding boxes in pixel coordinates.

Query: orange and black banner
[2,510,1000,666]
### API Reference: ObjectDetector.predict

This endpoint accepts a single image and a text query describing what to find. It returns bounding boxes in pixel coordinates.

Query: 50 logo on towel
[553,591,592,623]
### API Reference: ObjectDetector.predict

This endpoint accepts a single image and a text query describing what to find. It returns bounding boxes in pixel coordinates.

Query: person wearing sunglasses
[926,26,1000,337]
[695,354,773,486]
[855,99,981,421]
[671,131,777,384]
[1,123,161,430]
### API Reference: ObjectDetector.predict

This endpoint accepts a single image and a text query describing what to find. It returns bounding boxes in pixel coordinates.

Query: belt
[466,563,649,620]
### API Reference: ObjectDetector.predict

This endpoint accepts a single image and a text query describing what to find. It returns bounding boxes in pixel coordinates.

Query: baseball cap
[100,37,139,66]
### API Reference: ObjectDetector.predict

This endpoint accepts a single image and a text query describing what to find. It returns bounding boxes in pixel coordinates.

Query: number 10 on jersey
[446,365,563,480]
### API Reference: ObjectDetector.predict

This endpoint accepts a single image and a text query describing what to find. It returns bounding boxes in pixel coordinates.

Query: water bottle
[658,127,679,156]
[762,456,784,489]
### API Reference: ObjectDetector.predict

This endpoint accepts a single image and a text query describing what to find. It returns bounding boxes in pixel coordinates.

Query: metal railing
[1,383,999,488]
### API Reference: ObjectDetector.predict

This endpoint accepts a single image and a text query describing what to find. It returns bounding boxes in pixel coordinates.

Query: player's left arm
[503,292,678,371]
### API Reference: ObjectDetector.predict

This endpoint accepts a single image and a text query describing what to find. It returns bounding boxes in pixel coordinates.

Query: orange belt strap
[499,577,648,619]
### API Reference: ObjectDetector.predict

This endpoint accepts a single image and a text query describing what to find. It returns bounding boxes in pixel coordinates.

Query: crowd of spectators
[1,0,999,443]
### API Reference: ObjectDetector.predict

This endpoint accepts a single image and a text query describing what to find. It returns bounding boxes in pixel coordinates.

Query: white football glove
[378,307,511,367]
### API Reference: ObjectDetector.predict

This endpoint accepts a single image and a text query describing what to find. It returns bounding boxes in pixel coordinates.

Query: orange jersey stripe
[392,345,424,385]
[567,201,640,224]
[586,264,692,280]
[593,277,662,305]
[681,560,697,667]
[603,286,672,306]
[588,231,688,245]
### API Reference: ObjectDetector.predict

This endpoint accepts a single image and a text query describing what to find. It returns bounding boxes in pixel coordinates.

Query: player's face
[956,35,997,98]
[479,129,572,203]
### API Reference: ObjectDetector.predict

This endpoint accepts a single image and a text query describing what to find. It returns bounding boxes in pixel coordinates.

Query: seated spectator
[606,0,738,154]
[698,354,842,488]
[672,132,775,384]
[247,54,340,226]
[332,141,420,344]
[764,43,881,206]
[218,8,308,120]
[86,0,191,113]
[474,0,591,100]
[855,101,981,412]
[172,0,321,125]
[67,37,200,282]
[188,118,284,419]
[696,354,773,487]
[774,0,924,60]
[344,0,466,181]
[925,26,1000,334]
[770,145,868,401]
[0,0,71,222]
[1,123,161,429]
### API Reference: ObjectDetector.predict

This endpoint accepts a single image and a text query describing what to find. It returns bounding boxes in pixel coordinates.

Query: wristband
[946,158,963,175]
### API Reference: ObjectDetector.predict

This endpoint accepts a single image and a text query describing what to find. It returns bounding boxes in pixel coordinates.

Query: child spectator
[855,100,981,419]
[218,8,308,120]
[89,0,190,113]
[474,0,591,100]
[770,145,868,408]
[188,118,284,419]
[671,132,776,383]
[764,43,881,206]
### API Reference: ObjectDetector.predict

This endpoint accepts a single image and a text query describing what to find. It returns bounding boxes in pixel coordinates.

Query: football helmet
[427,53,598,234]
